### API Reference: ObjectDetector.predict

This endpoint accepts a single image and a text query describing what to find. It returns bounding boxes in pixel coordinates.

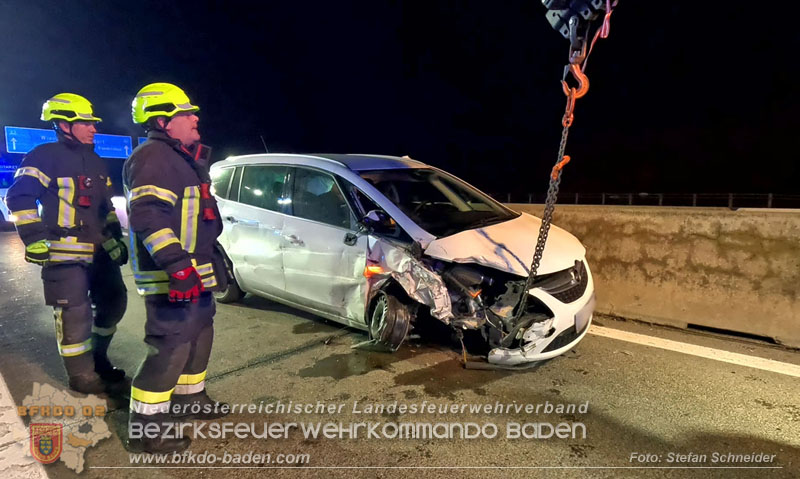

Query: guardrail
[492,193,800,209]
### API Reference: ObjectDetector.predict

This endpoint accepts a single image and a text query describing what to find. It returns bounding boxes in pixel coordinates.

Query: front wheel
[369,291,411,351]
[214,279,243,304]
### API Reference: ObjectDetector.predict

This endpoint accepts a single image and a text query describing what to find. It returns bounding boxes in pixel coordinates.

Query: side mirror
[363,209,396,232]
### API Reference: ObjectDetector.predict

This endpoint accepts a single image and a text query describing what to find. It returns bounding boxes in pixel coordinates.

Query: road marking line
[589,326,800,378]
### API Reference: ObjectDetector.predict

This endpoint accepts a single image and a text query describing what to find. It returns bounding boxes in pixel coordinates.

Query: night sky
[0,1,797,197]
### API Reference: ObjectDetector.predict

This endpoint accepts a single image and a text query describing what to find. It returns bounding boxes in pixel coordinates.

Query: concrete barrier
[509,204,800,348]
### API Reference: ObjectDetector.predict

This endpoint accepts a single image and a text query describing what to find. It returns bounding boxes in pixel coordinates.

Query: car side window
[290,168,352,229]
[352,187,380,217]
[229,167,243,202]
[210,167,234,199]
[239,165,289,212]
[340,179,413,242]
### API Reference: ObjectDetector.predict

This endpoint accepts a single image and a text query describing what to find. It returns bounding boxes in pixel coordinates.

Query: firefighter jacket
[123,130,227,296]
[6,135,121,263]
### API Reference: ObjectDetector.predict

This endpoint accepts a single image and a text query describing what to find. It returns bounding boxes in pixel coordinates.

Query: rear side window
[210,167,234,199]
[290,168,352,229]
[239,165,290,212]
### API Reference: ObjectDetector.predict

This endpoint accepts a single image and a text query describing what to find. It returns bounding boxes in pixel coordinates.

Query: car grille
[551,272,588,303]
[542,320,589,353]
[532,260,589,304]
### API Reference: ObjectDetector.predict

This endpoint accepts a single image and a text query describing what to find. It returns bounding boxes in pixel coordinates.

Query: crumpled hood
[423,212,586,276]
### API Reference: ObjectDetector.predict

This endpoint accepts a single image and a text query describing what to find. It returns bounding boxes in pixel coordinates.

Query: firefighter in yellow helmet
[6,93,129,395]
[123,83,228,453]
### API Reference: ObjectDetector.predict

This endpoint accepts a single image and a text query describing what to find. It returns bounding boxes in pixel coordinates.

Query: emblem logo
[571,260,584,284]
[30,423,62,464]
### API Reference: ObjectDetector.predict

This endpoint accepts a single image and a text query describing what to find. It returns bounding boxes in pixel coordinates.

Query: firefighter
[124,83,228,453]
[6,93,129,394]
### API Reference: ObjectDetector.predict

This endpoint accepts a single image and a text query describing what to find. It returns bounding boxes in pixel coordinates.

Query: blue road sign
[4,126,134,158]
[4,126,56,153]
[138,137,148,145]
[94,134,133,159]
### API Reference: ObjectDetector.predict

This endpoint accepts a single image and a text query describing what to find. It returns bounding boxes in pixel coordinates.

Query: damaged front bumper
[485,259,596,365]
[487,290,595,365]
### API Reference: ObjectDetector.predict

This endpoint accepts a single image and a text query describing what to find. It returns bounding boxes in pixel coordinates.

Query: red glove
[169,266,205,303]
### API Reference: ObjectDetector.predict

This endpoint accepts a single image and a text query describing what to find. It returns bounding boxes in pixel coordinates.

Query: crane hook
[561,63,590,99]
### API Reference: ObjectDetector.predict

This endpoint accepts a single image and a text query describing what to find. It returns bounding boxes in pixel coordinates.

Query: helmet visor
[48,109,101,122]
[144,102,199,117]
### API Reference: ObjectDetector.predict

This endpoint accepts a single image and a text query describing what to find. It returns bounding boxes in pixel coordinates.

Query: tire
[214,279,243,304]
[213,250,243,304]
[369,290,411,351]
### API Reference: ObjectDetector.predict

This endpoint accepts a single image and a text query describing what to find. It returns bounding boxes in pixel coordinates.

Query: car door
[280,167,368,322]
[217,164,289,297]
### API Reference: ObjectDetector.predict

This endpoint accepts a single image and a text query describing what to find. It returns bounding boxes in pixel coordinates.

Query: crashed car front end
[345,166,594,365]
[362,233,595,365]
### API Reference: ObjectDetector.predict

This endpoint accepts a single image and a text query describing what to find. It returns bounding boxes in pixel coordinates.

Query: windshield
[358,168,519,237]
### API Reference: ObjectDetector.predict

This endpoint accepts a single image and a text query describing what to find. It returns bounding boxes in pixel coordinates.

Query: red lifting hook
[561,63,589,99]
[560,63,589,127]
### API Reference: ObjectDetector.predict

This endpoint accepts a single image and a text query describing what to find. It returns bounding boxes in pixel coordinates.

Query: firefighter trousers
[42,249,127,379]
[130,292,215,416]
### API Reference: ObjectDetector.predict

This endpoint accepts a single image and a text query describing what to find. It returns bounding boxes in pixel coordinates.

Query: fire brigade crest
[22,383,111,472]
[30,423,63,464]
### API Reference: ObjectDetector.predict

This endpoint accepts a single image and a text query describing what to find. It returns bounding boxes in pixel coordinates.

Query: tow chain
[505,0,617,339]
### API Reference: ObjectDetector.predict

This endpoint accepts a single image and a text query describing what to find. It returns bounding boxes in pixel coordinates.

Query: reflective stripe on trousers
[53,307,93,357]
[130,386,173,415]
[174,370,207,395]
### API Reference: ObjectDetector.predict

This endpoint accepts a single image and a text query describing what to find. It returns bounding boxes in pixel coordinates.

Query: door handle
[225,215,238,224]
[343,232,358,246]
[237,218,260,227]
[284,234,304,246]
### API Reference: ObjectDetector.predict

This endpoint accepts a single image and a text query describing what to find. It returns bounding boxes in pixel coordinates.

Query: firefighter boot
[171,390,229,421]
[127,412,191,454]
[63,354,106,395]
[92,332,127,382]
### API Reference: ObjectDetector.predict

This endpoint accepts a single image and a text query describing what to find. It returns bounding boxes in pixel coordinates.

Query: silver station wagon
[210,154,595,366]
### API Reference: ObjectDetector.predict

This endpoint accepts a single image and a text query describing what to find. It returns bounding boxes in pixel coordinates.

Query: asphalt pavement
[0,231,798,479]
